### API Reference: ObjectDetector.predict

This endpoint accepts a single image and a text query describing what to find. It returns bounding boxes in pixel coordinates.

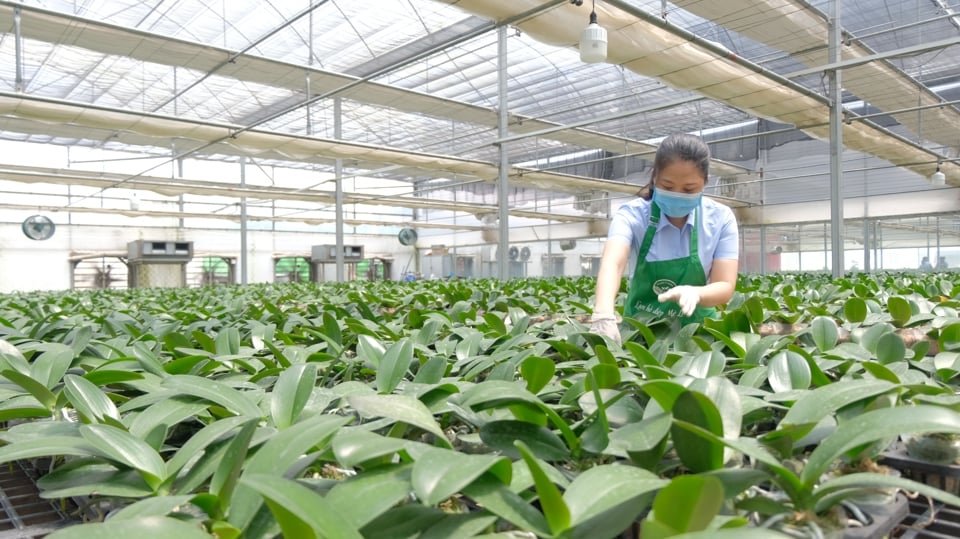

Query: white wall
[0,222,400,292]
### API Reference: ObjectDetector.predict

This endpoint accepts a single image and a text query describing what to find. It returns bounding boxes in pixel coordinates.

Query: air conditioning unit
[311,244,364,262]
[127,240,193,263]
[559,239,577,251]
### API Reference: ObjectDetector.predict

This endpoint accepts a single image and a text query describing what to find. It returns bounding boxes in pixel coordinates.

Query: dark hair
[637,133,710,200]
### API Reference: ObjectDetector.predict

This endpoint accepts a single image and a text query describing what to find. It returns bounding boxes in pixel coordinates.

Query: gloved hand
[657,285,701,317]
[589,313,621,346]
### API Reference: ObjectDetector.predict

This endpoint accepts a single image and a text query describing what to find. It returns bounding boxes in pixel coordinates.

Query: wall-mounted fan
[398,227,418,246]
[22,215,56,241]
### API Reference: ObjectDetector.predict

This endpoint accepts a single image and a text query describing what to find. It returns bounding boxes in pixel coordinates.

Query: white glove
[657,285,700,317]
[589,313,621,346]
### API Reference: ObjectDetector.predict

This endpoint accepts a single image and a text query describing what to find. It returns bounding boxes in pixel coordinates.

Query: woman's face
[654,160,706,194]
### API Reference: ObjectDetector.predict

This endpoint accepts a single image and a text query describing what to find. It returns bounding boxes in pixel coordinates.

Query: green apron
[624,203,715,325]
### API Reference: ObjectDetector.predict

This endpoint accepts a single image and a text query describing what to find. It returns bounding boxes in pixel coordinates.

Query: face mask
[653,187,702,218]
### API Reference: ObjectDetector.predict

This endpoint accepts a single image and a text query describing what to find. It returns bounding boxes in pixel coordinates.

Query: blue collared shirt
[607,196,739,279]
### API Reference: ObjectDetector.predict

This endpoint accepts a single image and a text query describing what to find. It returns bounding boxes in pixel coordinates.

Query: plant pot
[842,493,909,539]
[905,433,960,465]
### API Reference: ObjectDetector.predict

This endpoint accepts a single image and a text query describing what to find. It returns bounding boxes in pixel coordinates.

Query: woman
[590,134,739,345]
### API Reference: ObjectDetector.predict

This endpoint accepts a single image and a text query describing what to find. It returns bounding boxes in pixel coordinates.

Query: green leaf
[376,338,414,394]
[356,334,386,367]
[887,296,913,327]
[30,343,74,389]
[45,517,213,539]
[671,391,725,473]
[360,506,446,539]
[0,436,96,465]
[332,428,411,469]
[810,316,838,352]
[270,363,318,429]
[515,440,570,536]
[63,374,121,423]
[165,415,251,478]
[462,475,550,536]
[876,332,906,364]
[644,475,724,535]
[780,379,894,429]
[37,462,154,498]
[412,447,512,506]
[215,327,241,356]
[1,369,56,410]
[482,312,508,336]
[240,474,363,539]
[109,495,198,521]
[802,405,960,488]
[418,513,498,539]
[814,472,960,512]
[349,394,450,448]
[209,419,258,513]
[565,465,666,526]
[79,424,166,490]
[127,398,209,444]
[327,464,414,528]
[480,420,570,461]
[413,356,446,384]
[843,297,868,323]
[767,351,811,392]
[520,356,555,394]
[162,375,261,417]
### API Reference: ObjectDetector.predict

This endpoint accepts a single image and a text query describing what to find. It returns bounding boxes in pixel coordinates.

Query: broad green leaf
[79,424,166,490]
[940,323,960,352]
[0,436,96,465]
[270,363,319,429]
[215,327,241,356]
[376,338,414,394]
[810,316,838,352]
[565,465,666,526]
[670,391,725,472]
[515,441,570,536]
[418,513,498,539]
[482,312,508,336]
[480,420,570,461]
[608,412,671,457]
[349,394,450,448]
[332,428,412,468]
[644,475,723,536]
[887,296,913,327]
[30,343,74,389]
[63,374,121,423]
[162,375,261,417]
[462,475,550,537]
[166,415,252,478]
[640,380,687,411]
[241,474,363,539]
[1,369,56,410]
[412,447,511,506]
[37,463,154,498]
[875,332,906,364]
[780,379,894,428]
[520,356,555,394]
[813,472,960,512]
[843,297,868,323]
[360,506,446,539]
[413,356,446,384]
[860,323,895,354]
[127,398,209,445]
[109,495,197,521]
[83,370,144,386]
[45,517,212,539]
[767,351,811,392]
[327,464,414,528]
[802,405,960,487]
[356,334,386,367]
[204,422,257,518]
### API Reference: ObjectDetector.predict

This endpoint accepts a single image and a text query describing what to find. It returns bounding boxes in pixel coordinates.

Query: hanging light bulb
[931,163,946,186]
[579,0,607,63]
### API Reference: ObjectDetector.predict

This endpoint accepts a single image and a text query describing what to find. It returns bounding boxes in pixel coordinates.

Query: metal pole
[496,25,509,281]
[14,7,23,92]
[828,0,845,278]
[759,225,767,275]
[335,97,344,281]
[239,157,248,284]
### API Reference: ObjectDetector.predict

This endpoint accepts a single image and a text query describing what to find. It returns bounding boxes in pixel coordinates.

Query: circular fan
[398,227,418,246]
[21,215,56,241]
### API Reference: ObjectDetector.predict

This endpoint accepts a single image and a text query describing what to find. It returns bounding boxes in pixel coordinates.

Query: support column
[828,0,845,277]
[759,225,767,275]
[335,97,345,282]
[496,26,509,281]
[239,157,248,285]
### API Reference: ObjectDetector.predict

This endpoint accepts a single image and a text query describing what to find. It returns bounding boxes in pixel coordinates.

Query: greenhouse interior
[1,0,960,538]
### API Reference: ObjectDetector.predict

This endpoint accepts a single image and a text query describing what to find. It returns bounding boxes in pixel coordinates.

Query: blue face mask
[653,187,702,218]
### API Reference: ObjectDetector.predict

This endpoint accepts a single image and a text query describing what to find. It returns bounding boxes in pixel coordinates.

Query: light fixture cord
[590,0,597,23]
